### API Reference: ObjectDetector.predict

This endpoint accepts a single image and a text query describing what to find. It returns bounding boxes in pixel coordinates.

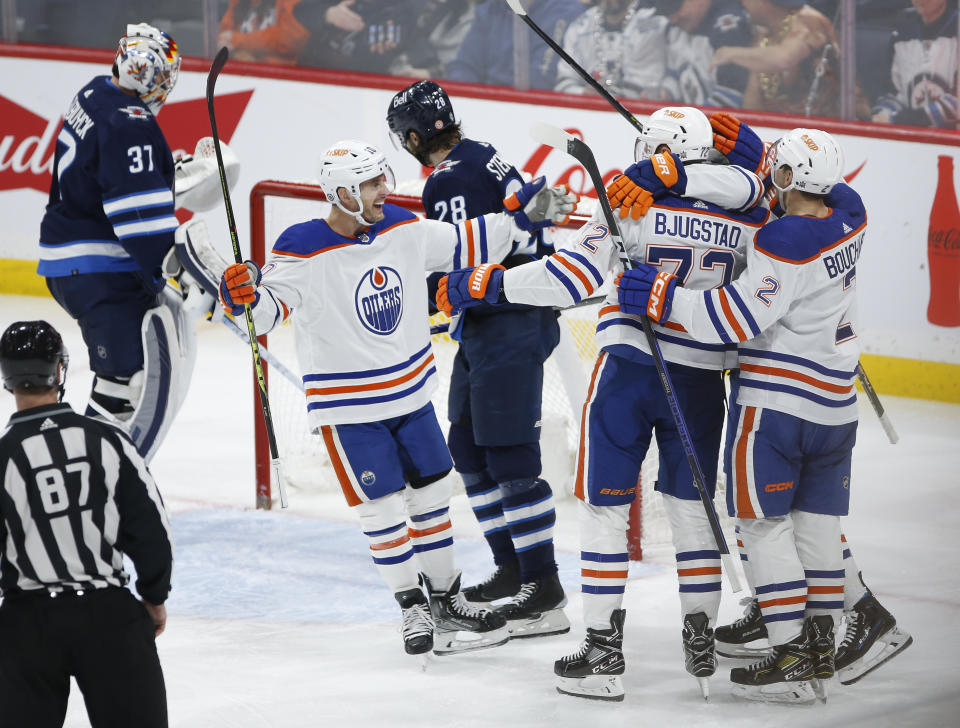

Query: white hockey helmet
[635,106,714,163]
[115,23,181,115]
[317,140,396,225]
[766,128,844,195]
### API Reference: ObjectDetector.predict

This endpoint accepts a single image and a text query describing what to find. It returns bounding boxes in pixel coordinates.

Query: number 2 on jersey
[647,245,735,287]
[434,195,467,224]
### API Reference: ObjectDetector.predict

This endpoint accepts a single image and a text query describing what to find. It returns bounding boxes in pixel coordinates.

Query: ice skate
[495,571,570,638]
[715,597,772,659]
[682,612,716,700]
[395,587,434,665]
[836,593,913,685]
[423,574,510,655]
[804,615,836,702]
[554,609,625,702]
[461,561,522,604]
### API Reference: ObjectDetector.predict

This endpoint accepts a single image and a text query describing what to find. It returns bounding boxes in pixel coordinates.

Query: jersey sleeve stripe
[739,363,855,394]
[729,165,762,210]
[464,218,476,267]
[552,253,596,295]
[102,188,173,215]
[112,215,179,240]
[703,291,733,343]
[453,225,463,270]
[544,258,583,303]
[726,286,762,338]
[478,215,488,262]
[718,289,748,342]
[558,249,604,287]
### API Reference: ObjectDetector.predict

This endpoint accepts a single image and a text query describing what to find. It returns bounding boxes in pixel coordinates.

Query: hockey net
[248,180,734,559]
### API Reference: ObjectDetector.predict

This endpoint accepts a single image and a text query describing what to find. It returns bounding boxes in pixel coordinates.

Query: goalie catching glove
[616,264,678,323]
[174,137,241,213]
[436,263,506,316]
[219,261,261,316]
[607,152,687,220]
[709,112,766,176]
[503,177,578,231]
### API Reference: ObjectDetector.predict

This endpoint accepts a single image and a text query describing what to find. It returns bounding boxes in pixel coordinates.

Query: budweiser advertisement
[1,54,959,365]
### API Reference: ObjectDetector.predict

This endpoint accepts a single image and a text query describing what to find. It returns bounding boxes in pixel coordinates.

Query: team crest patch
[714,13,741,32]
[119,105,151,120]
[841,475,850,490]
[355,266,403,335]
[361,470,376,486]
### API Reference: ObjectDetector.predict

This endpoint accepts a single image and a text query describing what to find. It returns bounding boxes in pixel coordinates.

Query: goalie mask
[1,320,69,400]
[386,80,457,165]
[634,106,713,163]
[115,23,181,115]
[766,128,844,196]
[317,140,396,226]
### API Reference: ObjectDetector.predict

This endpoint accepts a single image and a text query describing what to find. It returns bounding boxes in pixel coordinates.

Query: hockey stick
[503,0,644,134]
[856,362,898,444]
[220,316,303,389]
[530,121,742,593]
[207,47,289,509]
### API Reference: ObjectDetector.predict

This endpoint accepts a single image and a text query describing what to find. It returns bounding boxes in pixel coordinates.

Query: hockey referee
[0,320,172,728]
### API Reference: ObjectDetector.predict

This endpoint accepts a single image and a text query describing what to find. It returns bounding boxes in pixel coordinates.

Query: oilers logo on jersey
[355,266,403,335]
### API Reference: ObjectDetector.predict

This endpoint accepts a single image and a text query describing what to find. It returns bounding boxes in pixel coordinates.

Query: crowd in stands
[10,0,958,128]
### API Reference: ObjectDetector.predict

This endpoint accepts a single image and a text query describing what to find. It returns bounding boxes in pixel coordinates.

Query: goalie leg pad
[403,475,456,592]
[662,494,721,624]
[356,490,420,594]
[578,500,630,630]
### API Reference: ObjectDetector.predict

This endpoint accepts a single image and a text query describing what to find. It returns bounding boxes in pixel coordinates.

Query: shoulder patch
[714,13,742,32]
[433,159,460,174]
[119,105,152,120]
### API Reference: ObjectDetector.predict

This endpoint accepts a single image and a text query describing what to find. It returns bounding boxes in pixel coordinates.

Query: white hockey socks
[841,534,869,609]
[662,494,722,625]
[404,475,457,592]
[356,491,420,594]
[578,500,631,630]
[793,511,844,625]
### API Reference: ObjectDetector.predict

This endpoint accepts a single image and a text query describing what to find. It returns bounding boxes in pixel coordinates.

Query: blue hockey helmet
[386,80,457,150]
[1,320,69,396]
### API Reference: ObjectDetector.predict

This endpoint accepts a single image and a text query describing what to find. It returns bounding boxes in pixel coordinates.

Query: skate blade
[716,640,774,659]
[839,629,914,685]
[555,675,624,702]
[432,624,510,655]
[731,681,816,705]
[696,677,710,701]
[811,678,830,702]
[507,608,571,639]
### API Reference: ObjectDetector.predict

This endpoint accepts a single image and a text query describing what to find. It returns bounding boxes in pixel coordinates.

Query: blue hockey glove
[504,177,578,231]
[710,112,766,175]
[219,260,261,316]
[436,264,506,316]
[616,265,678,323]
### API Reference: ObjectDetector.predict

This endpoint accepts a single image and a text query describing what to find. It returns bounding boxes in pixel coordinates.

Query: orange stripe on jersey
[759,595,807,608]
[305,354,434,396]
[841,533,848,543]
[273,241,355,258]
[320,425,362,507]
[660,320,688,332]
[370,534,410,551]
[599,304,620,317]
[581,568,629,579]
[756,219,866,265]
[677,566,723,577]
[465,219,476,266]
[718,289,748,342]
[735,407,757,519]
[279,300,290,322]
[807,585,844,594]
[575,352,607,501]
[553,253,595,294]
[739,363,854,394]
[376,217,418,237]
[409,521,451,539]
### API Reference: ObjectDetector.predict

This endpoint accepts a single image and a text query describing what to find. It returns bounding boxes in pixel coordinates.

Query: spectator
[872,0,958,127]
[294,0,424,73]
[445,0,586,90]
[218,0,310,65]
[554,0,668,99]
[711,0,866,118]
[390,0,480,78]
[658,0,753,108]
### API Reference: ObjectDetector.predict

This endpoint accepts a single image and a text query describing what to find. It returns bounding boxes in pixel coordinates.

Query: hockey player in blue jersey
[37,23,219,464]
[387,80,574,639]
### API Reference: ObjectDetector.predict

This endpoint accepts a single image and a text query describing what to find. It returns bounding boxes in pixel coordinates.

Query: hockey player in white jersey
[218,139,575,658]
[437,106,766,700]
[617,127,865,704]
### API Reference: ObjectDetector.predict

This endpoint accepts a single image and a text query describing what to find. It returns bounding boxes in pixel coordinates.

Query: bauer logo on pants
[355,266,403,335]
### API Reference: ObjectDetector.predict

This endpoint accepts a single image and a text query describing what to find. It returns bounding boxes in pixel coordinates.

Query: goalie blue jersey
[38,76,177,293]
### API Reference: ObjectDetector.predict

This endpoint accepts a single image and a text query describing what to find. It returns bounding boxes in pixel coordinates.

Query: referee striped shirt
[0,402,172,604]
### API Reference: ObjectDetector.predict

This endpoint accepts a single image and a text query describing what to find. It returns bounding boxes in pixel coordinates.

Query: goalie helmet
[317,140,395,225]
[1,320,69,398]
[386,80,457,151]
[635,106,713,163]
[115,23,181,115]
[766,128,844,195]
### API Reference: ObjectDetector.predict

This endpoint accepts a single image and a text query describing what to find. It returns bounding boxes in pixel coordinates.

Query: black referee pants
[0,586,167,728]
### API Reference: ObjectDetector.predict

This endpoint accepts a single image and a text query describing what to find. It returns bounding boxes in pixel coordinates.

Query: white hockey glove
[174,137,241,213]
[503,177,579,231]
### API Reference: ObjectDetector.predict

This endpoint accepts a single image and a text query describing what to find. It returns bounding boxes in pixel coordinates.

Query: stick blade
[503,0,528,14]
[206,47,229,99]
[529,121,574,154]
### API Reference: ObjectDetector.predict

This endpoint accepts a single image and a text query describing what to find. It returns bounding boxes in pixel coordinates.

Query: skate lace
[505,581,537,607]
[401,603,434,639]
[731,596,759,628]
[569,636,593,661]
[451,592,491,619]
[477,565,505,588]
[839,609,864,649]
